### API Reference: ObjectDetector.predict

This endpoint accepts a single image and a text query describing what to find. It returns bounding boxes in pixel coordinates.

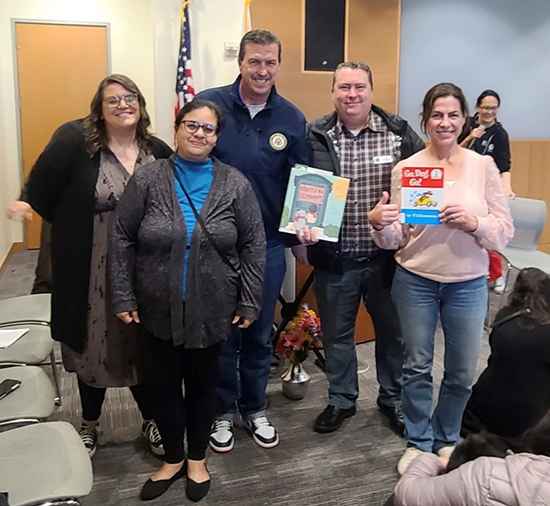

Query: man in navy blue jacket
[196,30,309,452]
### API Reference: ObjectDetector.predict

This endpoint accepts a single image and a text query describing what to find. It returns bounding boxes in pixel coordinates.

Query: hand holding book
[439,203,479,232]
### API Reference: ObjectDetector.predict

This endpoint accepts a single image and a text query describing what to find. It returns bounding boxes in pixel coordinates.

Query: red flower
[276,305,322,365]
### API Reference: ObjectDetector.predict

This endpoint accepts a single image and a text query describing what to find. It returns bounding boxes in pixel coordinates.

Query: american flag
[175,0,195,116]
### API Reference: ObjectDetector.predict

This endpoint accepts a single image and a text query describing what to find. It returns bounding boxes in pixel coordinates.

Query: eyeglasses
[179,120,219,137]
[480,106,498,112]
[104,94,139,107]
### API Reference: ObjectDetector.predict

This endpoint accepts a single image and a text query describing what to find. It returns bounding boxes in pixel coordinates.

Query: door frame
[11,19,112,248]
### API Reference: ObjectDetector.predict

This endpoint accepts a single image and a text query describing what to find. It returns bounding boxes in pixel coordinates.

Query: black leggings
[77,377,154,422]
[145,333,222,463]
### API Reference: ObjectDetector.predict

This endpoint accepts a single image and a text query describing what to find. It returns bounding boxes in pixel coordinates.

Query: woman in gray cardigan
[109,100,266,502]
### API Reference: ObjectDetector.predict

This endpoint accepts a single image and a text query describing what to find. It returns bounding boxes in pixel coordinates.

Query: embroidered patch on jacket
[269,133,288,151]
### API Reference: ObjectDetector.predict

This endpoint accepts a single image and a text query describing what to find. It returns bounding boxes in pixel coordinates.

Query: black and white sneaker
[142,420,165,456]
[78,424,98,458]
[245,416,279,449]
[209,419,234,453]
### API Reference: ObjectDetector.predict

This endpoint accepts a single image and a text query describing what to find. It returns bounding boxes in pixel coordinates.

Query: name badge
[373,155,393,164]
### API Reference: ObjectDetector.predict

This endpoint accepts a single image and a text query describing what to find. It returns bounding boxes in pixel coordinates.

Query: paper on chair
[0,328,29,348]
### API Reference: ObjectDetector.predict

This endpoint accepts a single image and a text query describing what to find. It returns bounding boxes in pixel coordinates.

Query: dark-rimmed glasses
[104,94,139,107]
[179,120,219,137]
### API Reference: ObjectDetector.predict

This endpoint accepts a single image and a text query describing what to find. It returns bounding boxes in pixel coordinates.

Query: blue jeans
[314,253,403,410]
[392,265,487,452]
[216,241,286,421]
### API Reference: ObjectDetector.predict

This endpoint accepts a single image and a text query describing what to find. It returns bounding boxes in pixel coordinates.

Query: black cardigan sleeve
[491,125,511,173]
[25,121,85,223]
[150,136,173,159]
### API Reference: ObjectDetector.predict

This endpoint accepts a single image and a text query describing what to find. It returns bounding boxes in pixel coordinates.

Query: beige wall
[0,0,246,264]
[152,0,245,143]
[0,62,13,267]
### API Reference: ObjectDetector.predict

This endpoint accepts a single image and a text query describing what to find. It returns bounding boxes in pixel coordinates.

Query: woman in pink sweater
[368,83,513,475]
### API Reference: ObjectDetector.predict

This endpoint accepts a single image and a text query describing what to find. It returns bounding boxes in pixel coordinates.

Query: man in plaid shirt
[299,61,424,434]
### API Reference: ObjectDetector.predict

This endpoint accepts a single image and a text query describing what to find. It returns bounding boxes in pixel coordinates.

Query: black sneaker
[78,424,98,458]
[142,420,165,456]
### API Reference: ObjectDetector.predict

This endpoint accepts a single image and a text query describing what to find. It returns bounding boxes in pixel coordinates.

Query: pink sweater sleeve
[470,156,514,252]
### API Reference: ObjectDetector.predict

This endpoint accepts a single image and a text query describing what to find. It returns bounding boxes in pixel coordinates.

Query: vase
[281,362,310,400]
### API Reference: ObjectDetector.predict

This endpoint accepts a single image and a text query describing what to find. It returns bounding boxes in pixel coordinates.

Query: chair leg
[484,278,491,331]
[49,349,62,406]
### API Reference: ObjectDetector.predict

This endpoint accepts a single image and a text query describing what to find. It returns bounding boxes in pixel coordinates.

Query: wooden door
[15,22,109,248]
[251,0,401,342]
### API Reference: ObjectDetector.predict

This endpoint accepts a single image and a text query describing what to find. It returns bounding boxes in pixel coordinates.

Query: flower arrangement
[275,305,321,365]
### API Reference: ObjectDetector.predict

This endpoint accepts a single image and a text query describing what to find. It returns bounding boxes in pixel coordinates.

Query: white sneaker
[141,420,165,456]
[78,424,98,458]
[246,416,279,449]
[494,276,506,294]
[437,445,456,459]
[397,447,425,476]
[209,419,234,453]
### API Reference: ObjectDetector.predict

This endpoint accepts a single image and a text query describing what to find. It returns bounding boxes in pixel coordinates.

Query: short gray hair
[332,61,373,90]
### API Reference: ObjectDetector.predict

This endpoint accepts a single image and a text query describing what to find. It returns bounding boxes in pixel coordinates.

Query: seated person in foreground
[462,267,550,438]
[394,410,550,506]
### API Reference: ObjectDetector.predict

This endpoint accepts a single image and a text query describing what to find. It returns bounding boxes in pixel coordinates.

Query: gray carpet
[1,250,506,505]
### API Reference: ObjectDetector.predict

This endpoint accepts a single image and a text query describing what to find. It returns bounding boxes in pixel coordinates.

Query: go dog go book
[279,164,350,242]
[400,166,444,225]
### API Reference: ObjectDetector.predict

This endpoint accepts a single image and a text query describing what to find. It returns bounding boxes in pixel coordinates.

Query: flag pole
[244,0,253,32]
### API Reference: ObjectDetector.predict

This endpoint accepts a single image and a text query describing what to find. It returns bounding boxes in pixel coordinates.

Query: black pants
[77,377,154,422]
[145,332,222,463]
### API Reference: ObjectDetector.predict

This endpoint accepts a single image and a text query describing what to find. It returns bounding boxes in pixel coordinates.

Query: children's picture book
[279,164,350,242]
[400,166,444,225]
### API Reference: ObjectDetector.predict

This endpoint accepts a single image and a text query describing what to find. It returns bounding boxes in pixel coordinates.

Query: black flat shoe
[314,405,356,433]
[377,398,405,437]
[140,462,187,501]
[186,475,211,502]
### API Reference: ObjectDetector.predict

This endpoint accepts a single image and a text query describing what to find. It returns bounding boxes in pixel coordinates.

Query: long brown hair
[507,267,550,325]
[82,74,152,156]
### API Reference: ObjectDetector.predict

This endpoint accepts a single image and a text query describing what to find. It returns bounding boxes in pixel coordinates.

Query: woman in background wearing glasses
[459,90,514,198]
[24,74,172,457]
[110,99,265,502]
[459,90,514,294]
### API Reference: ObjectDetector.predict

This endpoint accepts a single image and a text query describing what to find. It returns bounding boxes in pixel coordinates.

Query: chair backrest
[507,197,547,251]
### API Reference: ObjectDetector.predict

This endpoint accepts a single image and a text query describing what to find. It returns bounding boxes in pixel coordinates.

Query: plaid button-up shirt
[328,111,402,258]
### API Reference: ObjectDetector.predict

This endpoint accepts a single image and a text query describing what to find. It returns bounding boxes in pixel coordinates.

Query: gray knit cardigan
[109,155,266,348]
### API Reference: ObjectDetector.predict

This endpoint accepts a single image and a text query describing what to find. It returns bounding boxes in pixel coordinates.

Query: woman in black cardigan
[23,74,172,457]
[462,267,550,438]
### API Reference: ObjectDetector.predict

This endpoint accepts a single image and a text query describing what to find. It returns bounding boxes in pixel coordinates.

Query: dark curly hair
[82,74,152,156]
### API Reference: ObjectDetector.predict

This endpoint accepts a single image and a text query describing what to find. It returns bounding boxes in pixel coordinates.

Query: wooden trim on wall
[344,0,350,60]
[0,242,24,280]
[395,0,402,110]
[510,139,550,250]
